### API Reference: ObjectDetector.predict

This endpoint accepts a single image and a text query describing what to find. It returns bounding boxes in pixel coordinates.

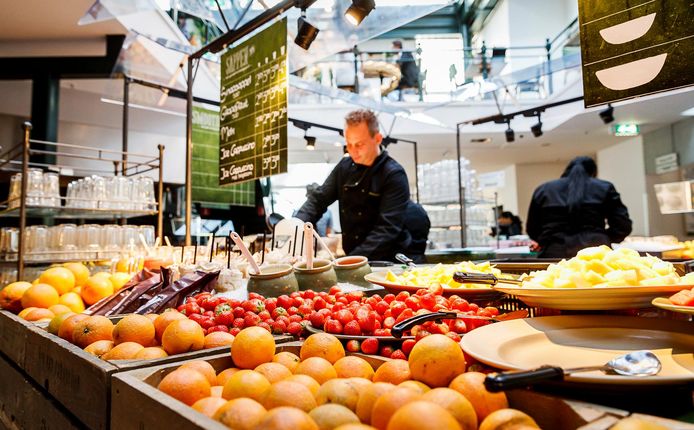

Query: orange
[421,388,477,430]
[59,292,85,313]
[262,380,318,412]
[255,362,292,383]
[153,309,188,342]
[210,386,223,397]
[72,315,114,348]
[0,281,32,312]
[398,380,430,394]
[161,319,205,355]
[135,347,168,360]
[309,404,360,430]
[254,407,319,430]
[372,359,411,385]
[408,334,466,387]
[216,367,241,386]
[386,400,462,430]
[180,360,217,386]
[334,356,375,380]
[294,356,338,384]
[48,304,72,316]
[102,341,144,360]
[21,283,59,309]
[478,409,539,430]
[449,372,508,422]
[22,308,55,322]
[191,396,227,418]
[39,267,75,295]
[158,367,211,406]
[355,382,395,424]
[335,425,378,430]
[370,387,421,430]
[221,369,271,402]
[17,307,37,319]
[58,314,89,343]
[213,398,267,430]
[204,331,235,349]
[231,326,275,369]
[112,314,156,346]
[47,311,76,335]
[610,417,669,430]
[273,351,301,372]
[315,378,361,411]
[63,262,90,287]
[144,313,159,322]
[346,377,372,396]
[81,276,114,306]
[84,340,114,358]
[300,333,345,364]
[286,374,321,397]
[109,272,132,292]
[71,287,81,295]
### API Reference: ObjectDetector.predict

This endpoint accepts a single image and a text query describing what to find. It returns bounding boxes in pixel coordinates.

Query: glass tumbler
[42,173,61,207]
[8,174,21,209]
[27,168,43,206]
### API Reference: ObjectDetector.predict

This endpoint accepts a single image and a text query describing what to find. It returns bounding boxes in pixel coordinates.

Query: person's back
[526,157,632,258]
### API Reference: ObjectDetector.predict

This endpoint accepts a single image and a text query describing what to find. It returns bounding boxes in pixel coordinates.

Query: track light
[294,9,319,50]
[530,113,543,137]
[305,133,316,150]
[505,120,515,143]
[599,104,614,124]
[345,0,375,26]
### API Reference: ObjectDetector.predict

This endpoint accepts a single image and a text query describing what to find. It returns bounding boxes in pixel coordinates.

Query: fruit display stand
[109,341,689,430]
[0,310,292,430]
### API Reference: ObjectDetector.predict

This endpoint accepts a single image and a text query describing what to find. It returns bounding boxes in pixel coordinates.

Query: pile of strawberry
[176,284,499,360]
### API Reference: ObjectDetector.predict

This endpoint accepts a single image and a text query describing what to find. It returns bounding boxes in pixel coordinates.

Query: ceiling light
[294,10,319,50]
[530,114,543,137]
[505,120,515,143]
[345,0,375,26]
[599,104,614,124]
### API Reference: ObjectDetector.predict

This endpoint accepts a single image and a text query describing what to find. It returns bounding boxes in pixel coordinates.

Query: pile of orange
[155,330,540,430]
[49,309,234,361]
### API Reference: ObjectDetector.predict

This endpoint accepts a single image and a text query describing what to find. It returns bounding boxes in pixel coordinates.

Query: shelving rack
[0,122,164,281]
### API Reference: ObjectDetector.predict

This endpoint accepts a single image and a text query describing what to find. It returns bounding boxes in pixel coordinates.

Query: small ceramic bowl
[247,263,299,298]
[293,258,338,293]
[333,255,372,287]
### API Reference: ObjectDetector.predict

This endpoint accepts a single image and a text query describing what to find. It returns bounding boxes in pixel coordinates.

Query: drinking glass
[26,168,43,206]
[42,173,60,207]
[8,174,21,209]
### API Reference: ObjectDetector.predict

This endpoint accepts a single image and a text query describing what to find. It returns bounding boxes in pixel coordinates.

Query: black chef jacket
[526,177,632,258]
[295,150,411,261]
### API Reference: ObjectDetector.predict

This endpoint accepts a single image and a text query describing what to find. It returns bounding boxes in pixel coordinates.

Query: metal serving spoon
[484,350,662,392]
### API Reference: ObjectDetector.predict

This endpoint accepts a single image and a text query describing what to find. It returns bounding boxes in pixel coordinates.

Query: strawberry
[401,339,416,356]
[390,349,406,360]
[287,321,303,336]
[361,337,379,355]
[324,317,343,334]
[343,320,362,336]
[346,340,361,353]
[379,345,395,357]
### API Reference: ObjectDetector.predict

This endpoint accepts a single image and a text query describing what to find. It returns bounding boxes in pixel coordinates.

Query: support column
[30,73,60,165]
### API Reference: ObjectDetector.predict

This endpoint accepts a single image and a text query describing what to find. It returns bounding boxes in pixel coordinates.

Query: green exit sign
[613,123,640,137]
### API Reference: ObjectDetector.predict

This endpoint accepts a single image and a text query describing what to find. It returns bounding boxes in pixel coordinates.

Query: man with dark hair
[295,109,426,261]
[491,211,523,237]
[392,40,420,96]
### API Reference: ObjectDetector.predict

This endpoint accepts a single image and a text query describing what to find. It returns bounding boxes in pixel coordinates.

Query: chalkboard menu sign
[219,18,288,186]
[578,0,694,107]
[192,106,255,207]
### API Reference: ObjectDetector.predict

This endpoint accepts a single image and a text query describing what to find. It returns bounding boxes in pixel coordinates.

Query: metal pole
[545,38,553,95]
[122,77,129,175]
[157,144,165,243]
[455,124,464,248]
[185,57,194,246]
[18,122,32,281]
[480,41,488,80]
[413,141,419,203]
[352,45,360,94]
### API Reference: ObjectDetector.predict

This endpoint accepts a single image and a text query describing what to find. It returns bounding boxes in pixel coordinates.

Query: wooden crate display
[0,353,83,430]
[0,310,291,430]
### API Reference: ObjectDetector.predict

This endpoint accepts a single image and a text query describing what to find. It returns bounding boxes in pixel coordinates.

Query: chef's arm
[295,167,338,224]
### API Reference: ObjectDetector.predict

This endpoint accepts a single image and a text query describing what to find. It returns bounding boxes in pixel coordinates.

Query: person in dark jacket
[295,109,414,261]
[491,211,523,238]
[526,156,632,258]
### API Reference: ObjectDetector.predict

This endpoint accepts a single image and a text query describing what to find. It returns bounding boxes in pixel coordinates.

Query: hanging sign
[219,18,288,186]
[578,1,694,107]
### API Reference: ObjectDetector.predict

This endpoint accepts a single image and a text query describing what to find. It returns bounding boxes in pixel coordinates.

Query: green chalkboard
[219,18,288,186]
[192,105,255,207]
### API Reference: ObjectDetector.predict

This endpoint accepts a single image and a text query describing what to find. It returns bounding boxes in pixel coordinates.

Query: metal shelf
[0,205,157,220]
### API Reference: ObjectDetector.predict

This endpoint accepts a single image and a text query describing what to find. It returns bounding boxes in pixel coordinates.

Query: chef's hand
[529,241,541,252]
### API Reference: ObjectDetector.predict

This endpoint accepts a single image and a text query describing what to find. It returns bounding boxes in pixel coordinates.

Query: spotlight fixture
[344,0,375,26]
[305,133,316,150]
[530,113,543,137]
[599,104,614,124]
[505,120,515,143]
[294,9,319,50]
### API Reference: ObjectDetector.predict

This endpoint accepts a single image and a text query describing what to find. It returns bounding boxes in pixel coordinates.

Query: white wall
[498,164,518,215]
[596,137,648,236]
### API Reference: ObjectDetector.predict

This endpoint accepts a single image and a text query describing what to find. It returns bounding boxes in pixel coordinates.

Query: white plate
[460,315,694,385]
[492,283,693,310]
[364,271,503,301]
[652,297,694,315]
